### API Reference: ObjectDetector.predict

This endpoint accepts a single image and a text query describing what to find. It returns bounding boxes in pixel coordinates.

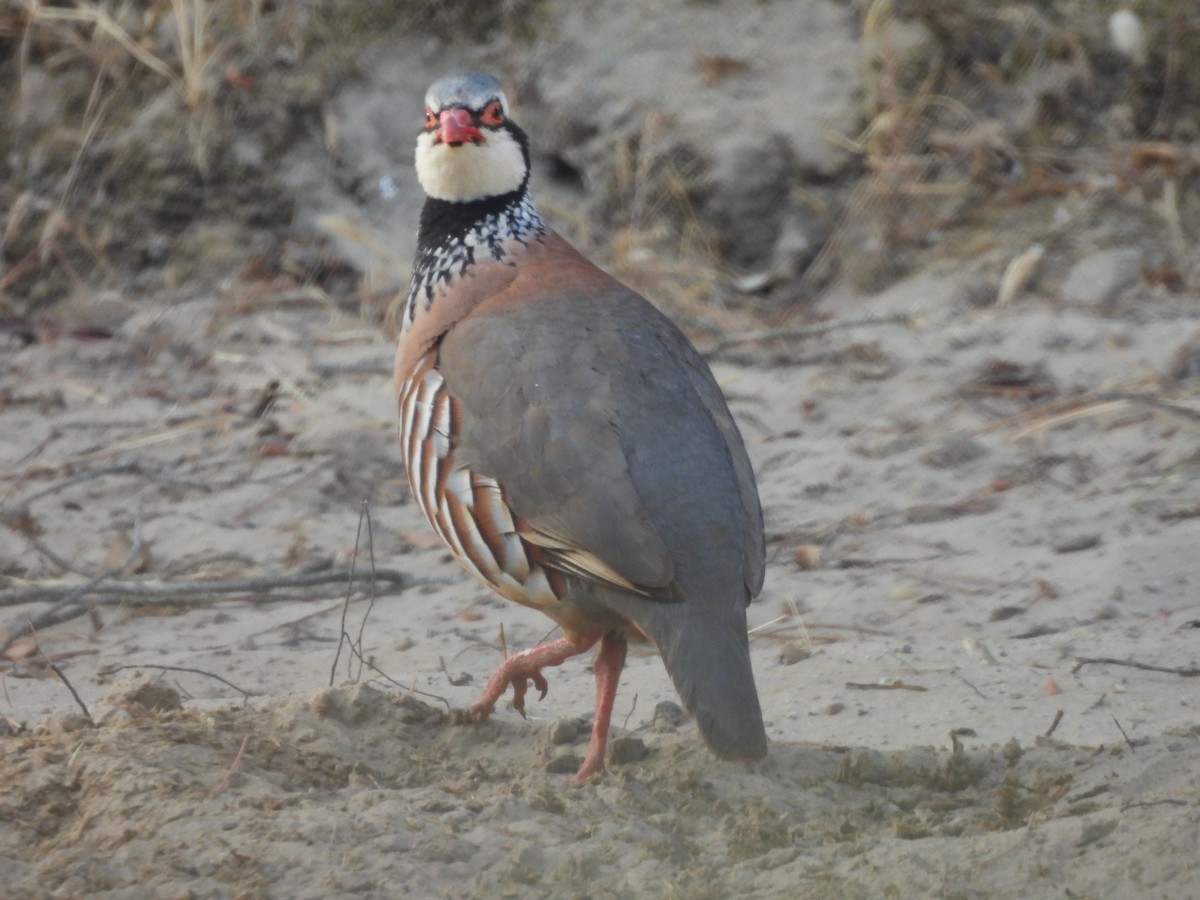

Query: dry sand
[3,259,1199,897]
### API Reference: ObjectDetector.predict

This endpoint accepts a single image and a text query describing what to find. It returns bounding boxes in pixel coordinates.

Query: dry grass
[542,111,750,340]
[4,0,1200,316]
[0,1,294,309]
[810,0,1200,292]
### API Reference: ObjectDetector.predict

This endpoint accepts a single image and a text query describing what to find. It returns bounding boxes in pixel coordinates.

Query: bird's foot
[459,632,601,725]
[570,632,627,782]
[509,669,550,718]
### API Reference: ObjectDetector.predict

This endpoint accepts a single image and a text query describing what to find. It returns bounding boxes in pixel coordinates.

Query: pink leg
[468,632,600,721]
[574,632,628,782]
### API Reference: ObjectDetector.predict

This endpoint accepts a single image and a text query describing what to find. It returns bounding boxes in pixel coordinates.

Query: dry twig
[1072,657,1200,677]
[209,732,252,798]
[330,501,380,686]
[1,568,438,657]
[1044,708,1064,738]
[48,660,91,720]
[99,663,253,699]
[845,680,927,692]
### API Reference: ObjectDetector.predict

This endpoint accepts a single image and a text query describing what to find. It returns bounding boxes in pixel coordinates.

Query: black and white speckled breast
[402,190,546,335]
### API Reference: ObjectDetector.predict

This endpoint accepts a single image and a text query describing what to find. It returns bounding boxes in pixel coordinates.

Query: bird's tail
[637,603,768,760]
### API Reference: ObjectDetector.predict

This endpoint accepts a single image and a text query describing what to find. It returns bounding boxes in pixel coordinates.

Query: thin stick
[9,461,141,506]
[1044,709,1064,738]
[1009,399,1132,441]
[1093,391,1200,424]
[0,413,236,482]
[1073,657,1200,677]
[1,568,433,607]
[1122,798,1188,812]
[1112,716,1136,753]
[98,663,254,699]
[0,503,146,654]
[353,502,379,677]
[955,674,988,700]
[622,693,639,732]
[330,501,377,686]
[48,661,91,720]
[845,680,927,692]
[439,657,471,686]
[21,530,90,577]
[26,4,186,98]
[209,732,252,798]
[1,568,438,658]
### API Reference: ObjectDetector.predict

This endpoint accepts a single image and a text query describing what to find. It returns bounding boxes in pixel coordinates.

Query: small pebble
[793,544,821,569]
[1054,534,1102,554]
[919,435,988,469]
[778,641,812,665]
[651,700,686,732]
[548,718,579,746]
[989,605,1026,622]
[608,737,648,766]
[1059,248,1143,305]
[545,754,580,775]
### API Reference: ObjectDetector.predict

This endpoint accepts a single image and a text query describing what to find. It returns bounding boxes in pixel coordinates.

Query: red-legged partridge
[397,73,767,780]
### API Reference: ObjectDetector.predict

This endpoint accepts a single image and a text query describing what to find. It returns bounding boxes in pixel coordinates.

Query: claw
[455,633,603,747]
[509,669,550,716]
[511,675,530,717]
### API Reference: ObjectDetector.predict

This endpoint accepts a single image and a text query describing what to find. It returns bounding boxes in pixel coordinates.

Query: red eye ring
[479,100,504,127]
[424,106,437,129]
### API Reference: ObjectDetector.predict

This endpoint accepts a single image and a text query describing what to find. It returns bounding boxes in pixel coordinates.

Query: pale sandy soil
[3,1,1200,897]
[2,259,1199,897]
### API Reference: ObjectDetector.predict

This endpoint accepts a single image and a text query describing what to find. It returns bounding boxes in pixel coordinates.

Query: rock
[651,701,687,732]
[94,673,183,724]
[608,736,648,766]
[548,718,580,745]
[1054,534,1103,554]
[778,641,813,665]
[1059,248,1143,305]
[545,753,582,775]
[920,435,988,469]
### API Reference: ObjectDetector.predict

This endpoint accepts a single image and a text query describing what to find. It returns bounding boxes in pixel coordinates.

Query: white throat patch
[414,128,526,202]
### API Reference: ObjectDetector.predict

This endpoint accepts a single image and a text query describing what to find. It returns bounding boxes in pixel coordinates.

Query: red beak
[437,108,483,145]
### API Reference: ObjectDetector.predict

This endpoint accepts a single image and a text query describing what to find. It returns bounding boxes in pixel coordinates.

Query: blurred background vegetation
[0,0,1197,320]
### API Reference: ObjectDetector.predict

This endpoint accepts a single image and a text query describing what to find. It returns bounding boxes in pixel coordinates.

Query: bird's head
[415,72,530,203]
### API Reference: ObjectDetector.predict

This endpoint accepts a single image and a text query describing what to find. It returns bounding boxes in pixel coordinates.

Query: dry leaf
[792,544,821,570]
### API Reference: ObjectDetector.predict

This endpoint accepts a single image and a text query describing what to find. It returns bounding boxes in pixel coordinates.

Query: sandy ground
[3,254,1200,897]
[3,1,1200,894]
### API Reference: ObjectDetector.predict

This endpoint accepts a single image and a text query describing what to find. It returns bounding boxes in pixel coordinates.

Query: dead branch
[209,732,252,798]
[1092,391,1200,424]
[98,663,254,699]
[845,680,928,692]
[0,504,147,653]
[48,660,91,720]
[1112,716,1137,752]
[1,568,434,608]
[0,568,441,658]
[1072,657,1200,677]
[330,501,380,687]
[1044,708,1064,738]
[8,461,143,505]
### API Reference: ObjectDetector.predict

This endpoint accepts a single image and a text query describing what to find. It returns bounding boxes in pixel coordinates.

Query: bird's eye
[480,101,504,126]
[424,107,437,129]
